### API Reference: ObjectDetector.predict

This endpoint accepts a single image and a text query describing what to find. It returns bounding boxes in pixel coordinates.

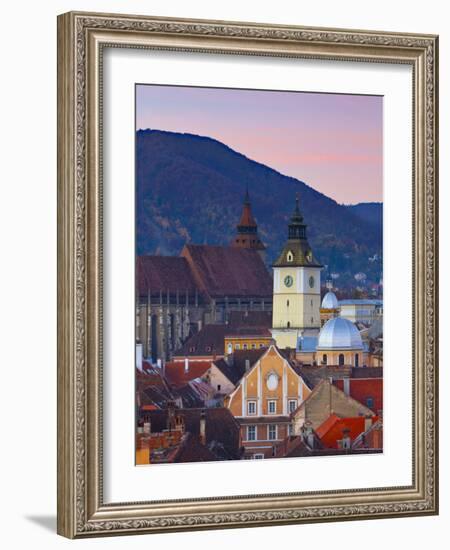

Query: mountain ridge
[136,129,382,290]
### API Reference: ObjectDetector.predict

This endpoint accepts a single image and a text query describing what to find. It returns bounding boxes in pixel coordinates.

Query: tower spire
[288,192,306,240]
[231,187,266,255]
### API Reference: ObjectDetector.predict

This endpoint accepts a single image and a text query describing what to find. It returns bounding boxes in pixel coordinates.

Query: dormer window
[287,250,294,262]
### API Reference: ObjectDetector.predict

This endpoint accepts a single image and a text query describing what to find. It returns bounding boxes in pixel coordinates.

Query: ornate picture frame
[57,11,438,538]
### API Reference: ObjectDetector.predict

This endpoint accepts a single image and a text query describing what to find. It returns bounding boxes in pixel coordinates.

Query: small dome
[317,317,363,350]
[321,291,339,310]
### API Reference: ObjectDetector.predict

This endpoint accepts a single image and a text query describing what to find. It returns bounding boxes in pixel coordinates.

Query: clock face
[266,373,279,391]
[284,275,293,288]
[309,275,315,288]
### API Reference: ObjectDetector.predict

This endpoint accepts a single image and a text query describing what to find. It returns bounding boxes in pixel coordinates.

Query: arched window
[338,353,345,366]
[323,354,327,365]
[287,250,294,262]
[287,321,291,328]
[355,353,359,367]
[287,299,289,307]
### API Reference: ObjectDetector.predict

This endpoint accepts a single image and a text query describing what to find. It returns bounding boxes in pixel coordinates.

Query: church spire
[288,193,307,240]
[231,188,266,255]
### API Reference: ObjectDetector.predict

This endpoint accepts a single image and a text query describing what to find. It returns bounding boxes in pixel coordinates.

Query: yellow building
[224,328,273,355]
[225,345,311,458]
[271,196,323,349]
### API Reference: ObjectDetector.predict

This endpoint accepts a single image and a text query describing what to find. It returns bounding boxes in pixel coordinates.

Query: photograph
[135,84,384,465]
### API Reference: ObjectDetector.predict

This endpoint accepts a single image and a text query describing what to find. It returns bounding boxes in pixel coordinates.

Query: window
[259,343,264,348]
[366,397,374,409]
[268,424,277,441]
[227,343,232,354]
[288,423,294,436]
[268,400,276,414]
[355,353,359,367]
[288,399,297,413]
[205,346,212,352]
[322,354,328,365]
[217,384,221,392]
[287,299,290,307]
[339,353,345,366]
[247,425,256,441]
[287,321,290,328]
[243,343,248,350]
[253,453,264,459]
[247,401,257,415]
[189,346,195,353]
[287,250,293,262]
[235,344,240,350]
[251,343,256,349]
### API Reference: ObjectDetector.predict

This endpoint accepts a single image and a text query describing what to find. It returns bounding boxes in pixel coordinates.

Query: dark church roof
[137,255,198,296]
[182,244,272,299]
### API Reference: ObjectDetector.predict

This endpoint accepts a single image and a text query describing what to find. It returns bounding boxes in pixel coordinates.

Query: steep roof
[182,244,272,299]
[143,407,241,459]
[164,361,212,388]
[291,378,374,429]
[212,358,246,386]
[227,310,272,328]
[173,324,227,358]
[333,378,383,413]
[137,255,198,296]
[171,433,218,463]
[316,415,379,449]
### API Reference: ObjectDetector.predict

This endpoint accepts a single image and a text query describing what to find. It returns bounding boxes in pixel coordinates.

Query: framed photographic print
[57,11,439,538]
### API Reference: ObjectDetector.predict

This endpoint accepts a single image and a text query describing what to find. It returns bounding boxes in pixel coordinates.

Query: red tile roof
[182,244,272,299]
[316,415,379,449]
[137,255,198,297]
[164,361,212,388]
[333,378,383,413]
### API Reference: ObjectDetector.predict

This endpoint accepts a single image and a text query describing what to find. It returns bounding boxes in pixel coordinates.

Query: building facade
[225,345,311,458]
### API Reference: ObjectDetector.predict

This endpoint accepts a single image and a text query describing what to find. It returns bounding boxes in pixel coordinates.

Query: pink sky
[136,85,383,205]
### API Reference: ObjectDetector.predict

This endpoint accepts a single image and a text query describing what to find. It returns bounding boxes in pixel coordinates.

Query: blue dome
[321,291,339,309]
[317,317,363,350]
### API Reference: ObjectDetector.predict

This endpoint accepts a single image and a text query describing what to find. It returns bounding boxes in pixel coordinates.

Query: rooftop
[137,255,198,297]
[182,244,272,299]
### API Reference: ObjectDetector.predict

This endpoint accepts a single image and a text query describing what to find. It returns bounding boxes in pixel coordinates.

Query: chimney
[137,418,144,434]
[199,410,206,445]
[136,342,143,372]
[184,357,189,373]
[143,417,151,434]
[343,378,350,396]
[167,400,176,431]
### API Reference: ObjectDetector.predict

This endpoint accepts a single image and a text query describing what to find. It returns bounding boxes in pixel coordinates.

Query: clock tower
[271,195,323,349]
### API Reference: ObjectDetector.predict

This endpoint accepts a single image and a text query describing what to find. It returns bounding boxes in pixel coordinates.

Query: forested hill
[136,129,382,289]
